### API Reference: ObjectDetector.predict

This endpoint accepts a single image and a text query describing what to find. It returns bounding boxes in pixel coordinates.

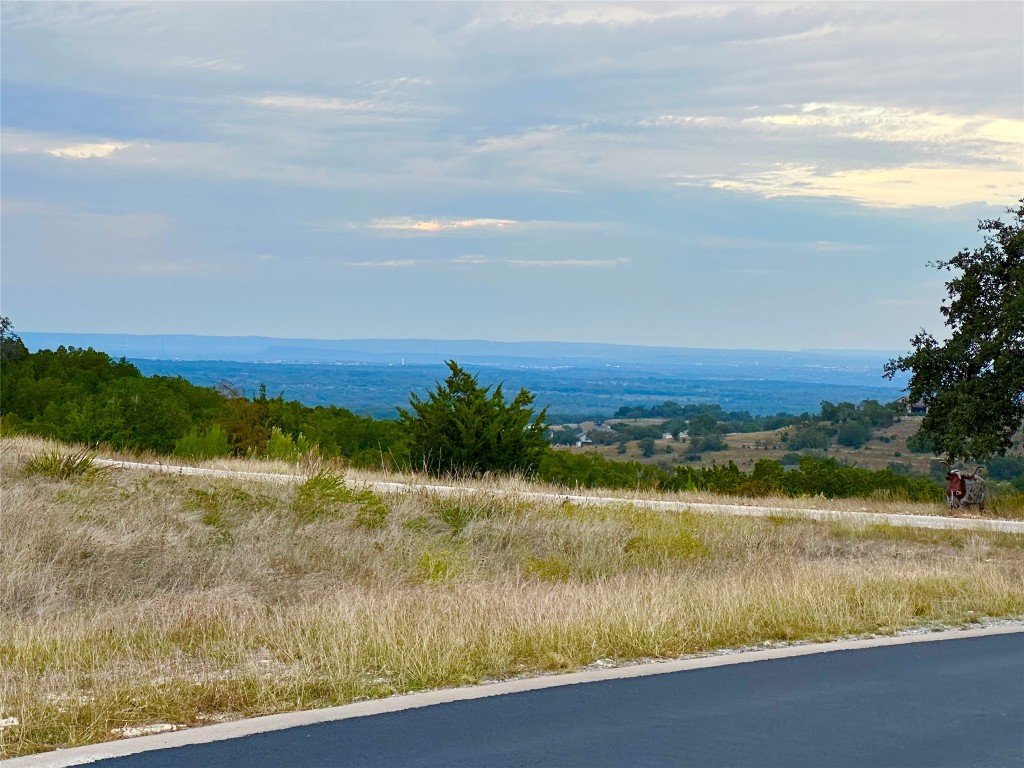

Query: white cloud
[44,142,130,160]
[469,2,733,29]
[167,57,243,73]
[344,259,429,268]
[747,103,1023,161]
[706,163,1023,209]
[343,255,628,269]
[368,217,520,233]
[504,258,629,269]
[247,94,388,113]
[2,132,133,160]
[464,99,1022,207]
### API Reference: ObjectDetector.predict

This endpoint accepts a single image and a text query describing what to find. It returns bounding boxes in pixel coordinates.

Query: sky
[2,1,1022,352]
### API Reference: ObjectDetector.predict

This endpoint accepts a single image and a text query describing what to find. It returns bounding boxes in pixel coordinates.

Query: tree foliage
[885,202,1024,462]
[537,451,941,502]
[0,316,28,363]
[397,360,549,477]
[0,335,403,464]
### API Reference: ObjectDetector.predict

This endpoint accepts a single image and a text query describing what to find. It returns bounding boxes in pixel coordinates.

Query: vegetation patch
[2,439,1023,758]
[22,449,105,481]
[522,556,572,581]
[292,469,390,529]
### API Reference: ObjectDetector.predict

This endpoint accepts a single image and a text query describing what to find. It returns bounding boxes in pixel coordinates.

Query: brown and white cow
[941,462,986,512]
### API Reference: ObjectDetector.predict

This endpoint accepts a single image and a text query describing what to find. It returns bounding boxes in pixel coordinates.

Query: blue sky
[2,1,1021,351]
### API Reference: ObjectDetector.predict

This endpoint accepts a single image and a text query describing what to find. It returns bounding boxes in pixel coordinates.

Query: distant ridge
[19,332,902,368]
[19,332,909,418]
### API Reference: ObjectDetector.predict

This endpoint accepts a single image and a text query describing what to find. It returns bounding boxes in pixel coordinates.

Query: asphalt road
[85,633,1023,768]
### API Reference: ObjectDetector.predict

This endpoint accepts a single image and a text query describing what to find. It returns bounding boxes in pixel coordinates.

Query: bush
[837,421,872,449]
[988,455,1024,482]
[23,449,106,480]
[398,361,548,477]
[174,425,232,459]
[788,424,832,451]
[265,427,317,462]
[292,468,390,527]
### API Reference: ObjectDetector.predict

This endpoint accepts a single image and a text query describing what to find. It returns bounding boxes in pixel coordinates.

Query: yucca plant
[22,448,105,480]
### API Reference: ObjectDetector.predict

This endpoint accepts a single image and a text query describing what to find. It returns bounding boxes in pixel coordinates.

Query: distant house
[909,400,927,415]
[663,432,674,441]
[576,434,593,448]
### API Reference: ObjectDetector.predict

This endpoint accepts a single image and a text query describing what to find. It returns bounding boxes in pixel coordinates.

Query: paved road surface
[84,633,1023,768]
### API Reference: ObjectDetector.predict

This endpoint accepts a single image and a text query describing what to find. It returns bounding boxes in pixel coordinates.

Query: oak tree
[884,202,1024,462]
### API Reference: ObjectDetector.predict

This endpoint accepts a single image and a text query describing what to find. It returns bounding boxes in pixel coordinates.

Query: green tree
[398,360,549,477]
[687,413,727,452]
[885,202,1024,461]
[837,420,871,449]
[0,316,28,363]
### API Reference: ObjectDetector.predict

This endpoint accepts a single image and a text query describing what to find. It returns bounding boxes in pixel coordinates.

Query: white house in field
[575,434,593,447]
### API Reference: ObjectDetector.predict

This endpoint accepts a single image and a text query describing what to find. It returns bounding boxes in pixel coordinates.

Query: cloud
[44,142,130,160]
[706,163,1023,209]
[362,216,607,235]
[246,94,390,114]
[368,217,521,233]
[167,57,243,73]
[241,88,439,124]
[469,3,731,29]
[2,132,132,160]
[746,103,1023,161]
[343,255,628,269]
[504,258,629,269]
[343,259,430,268]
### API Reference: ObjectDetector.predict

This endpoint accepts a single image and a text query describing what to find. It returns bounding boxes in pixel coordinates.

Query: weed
[766,514,803,526]
[418,549,460,581]
[523,556,572,581]
[432,497,490,534]
[292,469,391,529]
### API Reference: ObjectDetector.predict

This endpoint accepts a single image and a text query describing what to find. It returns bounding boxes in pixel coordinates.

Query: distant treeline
[611,401,798,431]
[0,340,962,500]
[540,451,944,502]
[0,344,406,466]
[550,399,906,457]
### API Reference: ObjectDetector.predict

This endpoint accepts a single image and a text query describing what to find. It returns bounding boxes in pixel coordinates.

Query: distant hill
[20,332,909,419]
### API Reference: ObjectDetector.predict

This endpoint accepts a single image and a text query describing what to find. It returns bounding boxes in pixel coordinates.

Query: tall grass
[2,437,1022,757]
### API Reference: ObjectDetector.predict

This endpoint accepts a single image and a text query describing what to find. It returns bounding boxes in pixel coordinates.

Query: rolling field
[563,414,959,474]
[2,436,1023,758]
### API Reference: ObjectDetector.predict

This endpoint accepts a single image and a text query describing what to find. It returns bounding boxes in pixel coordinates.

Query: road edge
[6,624,1022,767]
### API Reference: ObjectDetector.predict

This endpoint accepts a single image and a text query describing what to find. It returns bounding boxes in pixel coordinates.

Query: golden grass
[2,436,1023,757]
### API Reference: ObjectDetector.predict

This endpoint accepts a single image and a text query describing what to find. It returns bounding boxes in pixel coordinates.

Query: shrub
[22,448,106,480]
[292,468,390,528]
[397,360,548,477]
[837,421,871,449]
[265,427,318,462]
[174,425,232,459]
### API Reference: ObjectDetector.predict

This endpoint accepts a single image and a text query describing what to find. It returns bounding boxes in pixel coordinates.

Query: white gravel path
[93,458,1024,534]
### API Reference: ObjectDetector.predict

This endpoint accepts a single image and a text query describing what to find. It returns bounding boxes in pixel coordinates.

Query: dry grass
[2,436,1023,757]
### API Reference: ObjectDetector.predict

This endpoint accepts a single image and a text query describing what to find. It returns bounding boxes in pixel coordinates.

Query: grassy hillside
[2,436,1023,757]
